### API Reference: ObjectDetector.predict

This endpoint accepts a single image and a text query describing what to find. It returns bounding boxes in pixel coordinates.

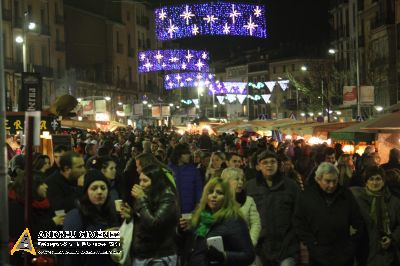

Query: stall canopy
[278,121,357,139]
[330,120,376,144]
[61,119,98,130]
[361,111,400,133]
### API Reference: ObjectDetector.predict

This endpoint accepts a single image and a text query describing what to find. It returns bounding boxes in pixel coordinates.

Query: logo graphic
[10,228,36,256]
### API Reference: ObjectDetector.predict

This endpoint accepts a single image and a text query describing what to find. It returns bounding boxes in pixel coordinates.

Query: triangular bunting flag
[237,95,247,104]
[289,112,296,120]
[226,94,237,103]
[261,94,271,104]
[216,95,225,104]
[278,80,289,91]
[192,99,199,105]
[10,228,36,256]
[265,81,277,92]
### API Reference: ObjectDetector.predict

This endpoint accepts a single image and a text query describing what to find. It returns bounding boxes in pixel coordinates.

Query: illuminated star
[154,51,164,63]
[165,75,170,81]
[180,5,195,25]
[159,9,167,21]
[196,73,204,79]
[195,60,204,71]
[176,74,182,81]
[168,81,174,87]
[140,53,146,61]
[203,15,218,24]
[144,59,153,71]
[243,16,258,36]
[229,4,241,24]
[162,63,167,68]
[223,23,230,34]
[254,6,262,17]
[167,19,178,38]
[169,56,179,63]
[181,62,187,70]
[192,24,199,35]
[201,52,208,60]
[186,77,193,82]
[185,50,193,62]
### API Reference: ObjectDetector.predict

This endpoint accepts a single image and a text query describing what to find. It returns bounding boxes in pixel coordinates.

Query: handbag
[111,219,134,265]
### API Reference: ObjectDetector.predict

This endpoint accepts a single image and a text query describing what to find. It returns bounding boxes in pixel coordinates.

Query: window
[56,29,60,42]
[29,45,34,64]
[55,2,58,15]
[128,66,132,85]
[283,65,286,72]
[57,58,61,77]
[116,66,120,82]
[273,66,276,74]
[127,11,130,21]
[291,64,295,71]
[41,46,47,66]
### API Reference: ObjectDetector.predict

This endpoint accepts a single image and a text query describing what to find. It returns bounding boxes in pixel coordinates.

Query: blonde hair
[221,167,244,183]
[192,178,240,228]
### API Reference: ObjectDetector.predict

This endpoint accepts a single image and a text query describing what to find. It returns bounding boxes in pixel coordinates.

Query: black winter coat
[132,189,179,259]
[294,183,365,266]
[246,173,300,261]
[185,216,255,266]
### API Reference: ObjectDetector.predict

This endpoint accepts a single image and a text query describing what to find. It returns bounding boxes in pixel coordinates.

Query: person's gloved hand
[207,246,226,264]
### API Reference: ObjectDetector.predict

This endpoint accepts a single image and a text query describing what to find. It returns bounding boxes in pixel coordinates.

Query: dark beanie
[83,169,109,193]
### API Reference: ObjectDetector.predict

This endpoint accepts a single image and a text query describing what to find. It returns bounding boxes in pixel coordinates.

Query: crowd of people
[6,125,400,266]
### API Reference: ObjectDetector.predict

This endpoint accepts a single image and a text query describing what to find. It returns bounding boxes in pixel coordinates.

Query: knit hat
[83,169,109,193]
[257,150,279,163]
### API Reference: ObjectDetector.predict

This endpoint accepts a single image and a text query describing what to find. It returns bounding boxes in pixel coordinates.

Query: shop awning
[361,111,400,133]
[61,119,99,130]
[330,120,376,143]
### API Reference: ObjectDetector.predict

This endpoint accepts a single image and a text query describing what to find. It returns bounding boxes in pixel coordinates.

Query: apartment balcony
[2,9,12,21]
[56,41,65,52]
[33,65,54,77]
[4,57,14,69]
[128,47,135,58]
[54,14,64,25]
[117,43,123,54]
[40,25,51,36]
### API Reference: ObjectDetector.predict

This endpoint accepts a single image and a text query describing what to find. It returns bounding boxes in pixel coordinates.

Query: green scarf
[365,188,391,236]
[195,210,216,237]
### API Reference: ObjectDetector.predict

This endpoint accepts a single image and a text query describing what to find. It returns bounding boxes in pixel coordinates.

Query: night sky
[151,0,331,59]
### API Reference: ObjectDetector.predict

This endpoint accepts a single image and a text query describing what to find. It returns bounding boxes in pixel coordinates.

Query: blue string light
[164,72,215,89]
[155,2,267,40]
[138,49,210,73]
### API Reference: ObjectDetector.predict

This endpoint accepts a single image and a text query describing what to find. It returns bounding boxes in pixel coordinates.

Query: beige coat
[240,196,261,247]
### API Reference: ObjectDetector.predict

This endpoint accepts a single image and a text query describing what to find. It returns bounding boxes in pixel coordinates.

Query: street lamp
[15,12,37,72]
[169,103,174,107]
[104,96,111,101]
[375,106,383,112]
[300,65,308,71]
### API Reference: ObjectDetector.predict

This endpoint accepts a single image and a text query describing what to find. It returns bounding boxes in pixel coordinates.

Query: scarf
[195,210,215,237]
[8,190,50,209]
[365,188,391,236]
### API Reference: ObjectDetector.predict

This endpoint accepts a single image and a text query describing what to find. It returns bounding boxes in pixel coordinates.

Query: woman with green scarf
[351,166,400,266]
[179,178,254,266]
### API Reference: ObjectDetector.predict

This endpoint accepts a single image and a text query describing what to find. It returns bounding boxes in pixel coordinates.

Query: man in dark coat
[46,151,86,212]
[246,151,299,266]
[294,162,365,266]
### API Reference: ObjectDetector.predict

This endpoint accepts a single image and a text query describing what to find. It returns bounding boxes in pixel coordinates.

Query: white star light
[196,73,204,80]
[186,77,193,82]
[167,19,178,38]
[159,9,167,21]
[144,59,153,71]
[201,52,208,60]
[195,60,205,71]
[169,56,179,63]
[192,24,199,35]
[168,81,174,88]
[154,51,164,63]
[185,50,193,62]
[243,16,258,36]
[223,23,230,34]
[229,4,241,24]
[254,6,262,17]
[180,5,195,25]
[203,15,218,24]
[140,53,146,61]
[162,63,167,68]
[182,62,187,70]
[165,75,170,81]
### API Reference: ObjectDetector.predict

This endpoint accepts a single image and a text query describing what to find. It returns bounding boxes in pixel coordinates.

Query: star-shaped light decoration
[196,73,204,79]
[167,19,178,38]
[159,9,167,21]
[140,53,146,61]
[223,23,230,34]
[175,74,182,81]
[243,16,258,36]
[154,51,164,63]
[144,59,153,71]
[182,62,187,70]
[185,50,193,62]
[162,63,167,68]
[192,24,200,35]
[203,15,218,24]
[254,6,262,17]
[201,52,208,60]
[180,5,195,25]
[165,75,170,81]
[169,56,179,62]
[168,81,174,88]
[186,77,193,82]
[229,4,241,24]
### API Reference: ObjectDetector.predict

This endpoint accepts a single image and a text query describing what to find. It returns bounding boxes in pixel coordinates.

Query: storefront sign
[20,72,42,111]
[5,113,60,134]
